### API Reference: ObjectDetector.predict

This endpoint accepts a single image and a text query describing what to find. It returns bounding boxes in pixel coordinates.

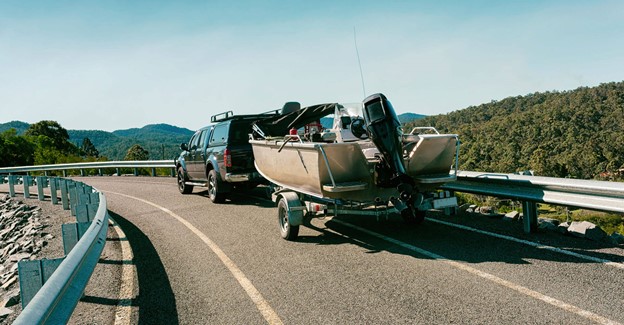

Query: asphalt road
[75,176,623,325]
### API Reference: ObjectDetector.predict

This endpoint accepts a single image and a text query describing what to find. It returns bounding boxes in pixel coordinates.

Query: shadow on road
[297,213,624,266]
[111,211,180,325]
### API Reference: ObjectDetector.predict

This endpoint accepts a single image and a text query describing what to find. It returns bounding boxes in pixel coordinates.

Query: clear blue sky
[1,0,623,131]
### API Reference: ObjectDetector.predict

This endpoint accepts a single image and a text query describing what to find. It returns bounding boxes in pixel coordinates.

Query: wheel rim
[279,205,288,233]
[177,172,184,191]
[208,175,216,198]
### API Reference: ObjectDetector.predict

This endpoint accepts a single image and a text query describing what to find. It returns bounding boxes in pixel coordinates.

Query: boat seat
[281,102,301,115]
[322,181,368,192]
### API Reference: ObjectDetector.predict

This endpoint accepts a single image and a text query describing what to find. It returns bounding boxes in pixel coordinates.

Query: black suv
[175,110,277,203]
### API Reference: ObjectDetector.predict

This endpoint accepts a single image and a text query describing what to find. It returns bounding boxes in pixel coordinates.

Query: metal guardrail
[0,176,109,324]
[0,160,176,177]
[442,171,624,232]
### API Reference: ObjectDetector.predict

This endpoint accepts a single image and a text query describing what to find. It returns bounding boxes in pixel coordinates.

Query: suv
[175,110,277,203]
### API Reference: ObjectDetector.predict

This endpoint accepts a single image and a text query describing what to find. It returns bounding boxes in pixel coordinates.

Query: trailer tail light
[224,148,232,167]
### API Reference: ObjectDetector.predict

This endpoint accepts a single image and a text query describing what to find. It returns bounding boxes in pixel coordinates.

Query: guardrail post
[23,175,31,198]
[8,175,17,197]
[50,177,59,205]
[36,176,46,201]
[522,201,538,233]
[17,258,64,308]
[80,169,84,176]
[116,168,120,176]
[170,168,175,177]
[62,222,91,254]
[62,170,67,177]
[133,168,138,176]
[60,179,70,210]
[151,167,156,177]
[98,168,102,176]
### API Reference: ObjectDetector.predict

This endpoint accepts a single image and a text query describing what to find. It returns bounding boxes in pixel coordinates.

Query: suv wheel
[208,169,226,203]
[177,167,193,194]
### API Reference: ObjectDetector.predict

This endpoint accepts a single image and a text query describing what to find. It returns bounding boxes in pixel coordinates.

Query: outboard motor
[362,93,416,218]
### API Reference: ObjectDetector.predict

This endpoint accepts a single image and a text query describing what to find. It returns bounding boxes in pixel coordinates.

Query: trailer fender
[276,191,305,226]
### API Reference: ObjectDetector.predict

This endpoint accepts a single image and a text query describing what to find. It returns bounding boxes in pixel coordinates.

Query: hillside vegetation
[406,81,624,180]
[0,122,193,161]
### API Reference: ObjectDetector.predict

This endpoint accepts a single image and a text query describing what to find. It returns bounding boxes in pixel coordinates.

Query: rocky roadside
[0,191,125,325]
[0,194,71,324]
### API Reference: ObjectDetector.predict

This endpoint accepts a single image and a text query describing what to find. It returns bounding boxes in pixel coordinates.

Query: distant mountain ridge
[0,122,194,160]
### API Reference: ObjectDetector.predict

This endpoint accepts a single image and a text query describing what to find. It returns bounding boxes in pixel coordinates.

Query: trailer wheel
[402,208,426,225]
[278,197,300,240]
[177,167,193,194]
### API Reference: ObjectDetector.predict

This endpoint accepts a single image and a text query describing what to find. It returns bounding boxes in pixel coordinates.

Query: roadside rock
[0,307,12,320]
[567,221,607,241]
[557,222,570,234]
[609,232,624,245]
[538,219,559,231]
[0,196,50,298]
[503,211,520,222]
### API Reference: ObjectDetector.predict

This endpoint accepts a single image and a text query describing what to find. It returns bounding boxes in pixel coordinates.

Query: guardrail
[0,175,110,324]
[0,160,176,177]
[442,171,624,232]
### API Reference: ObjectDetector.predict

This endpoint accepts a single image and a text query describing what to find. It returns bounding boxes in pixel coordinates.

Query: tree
[24,120,78,155]
[81,137,99,158]
[124,144,149,160]
[0,129,35,167]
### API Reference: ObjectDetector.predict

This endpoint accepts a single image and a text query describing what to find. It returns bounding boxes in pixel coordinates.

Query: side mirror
[180,143,188,151]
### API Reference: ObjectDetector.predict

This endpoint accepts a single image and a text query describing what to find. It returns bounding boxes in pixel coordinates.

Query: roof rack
[210,109,281,123]
[211,111,234,123]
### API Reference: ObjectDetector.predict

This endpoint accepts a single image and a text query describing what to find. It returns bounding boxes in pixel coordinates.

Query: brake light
[224,148,232,167]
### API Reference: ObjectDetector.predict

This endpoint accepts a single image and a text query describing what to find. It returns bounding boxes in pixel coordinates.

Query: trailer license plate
[432,197,457,209]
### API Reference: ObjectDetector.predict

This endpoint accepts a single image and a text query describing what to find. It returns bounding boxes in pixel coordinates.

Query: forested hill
[406,81,624,179]
[0,122,193,161]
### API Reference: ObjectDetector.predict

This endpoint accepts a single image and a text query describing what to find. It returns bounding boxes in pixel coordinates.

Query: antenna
[353,27,366,98]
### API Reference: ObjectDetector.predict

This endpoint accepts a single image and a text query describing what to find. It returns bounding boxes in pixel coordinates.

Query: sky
[1,0,623,132]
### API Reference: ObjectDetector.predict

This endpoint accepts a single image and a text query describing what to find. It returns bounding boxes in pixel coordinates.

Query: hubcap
[209,176,215,197]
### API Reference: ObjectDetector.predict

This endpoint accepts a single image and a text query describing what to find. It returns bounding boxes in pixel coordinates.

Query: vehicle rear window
[210,125,228,146]
[228,122,253,145]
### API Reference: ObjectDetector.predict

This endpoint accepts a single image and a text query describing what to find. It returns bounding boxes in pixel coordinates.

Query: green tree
[81,137,99,158]
[24,120,76,154]
[124,144,149,160]
[0,129,35,167]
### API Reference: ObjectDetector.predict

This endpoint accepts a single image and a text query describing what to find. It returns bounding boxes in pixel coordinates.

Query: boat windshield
[332,103,363,130]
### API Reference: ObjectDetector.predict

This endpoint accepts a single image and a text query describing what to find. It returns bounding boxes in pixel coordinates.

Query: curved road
[78,176,623,324]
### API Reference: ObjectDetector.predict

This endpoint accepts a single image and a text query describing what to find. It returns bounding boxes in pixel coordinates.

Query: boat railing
[277,135,304,152]
[408,127,440,135]
[317,145,337,189]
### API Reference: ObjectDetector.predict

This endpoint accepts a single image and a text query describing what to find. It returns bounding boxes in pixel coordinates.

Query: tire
[402,208,426,225]
[177,167,193,194]
[207,169,226,203]
[278,198,299,241]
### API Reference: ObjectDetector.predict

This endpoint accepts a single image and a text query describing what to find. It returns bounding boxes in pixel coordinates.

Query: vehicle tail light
[224,148,232,167]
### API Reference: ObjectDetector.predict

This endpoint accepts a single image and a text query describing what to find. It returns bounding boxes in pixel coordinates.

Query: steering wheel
[350,117,368,139]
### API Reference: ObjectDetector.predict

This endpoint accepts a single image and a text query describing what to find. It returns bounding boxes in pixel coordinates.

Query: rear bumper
[225,172,262,183]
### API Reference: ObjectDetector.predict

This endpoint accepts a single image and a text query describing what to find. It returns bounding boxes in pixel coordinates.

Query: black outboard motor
[362,93,416,218]
[362,93,411,186]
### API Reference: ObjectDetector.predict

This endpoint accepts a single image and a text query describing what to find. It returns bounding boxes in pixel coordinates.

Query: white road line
[331,218,622,325]
[104,191,283,325]
[427,218,624,270]
[108,217,136,325]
